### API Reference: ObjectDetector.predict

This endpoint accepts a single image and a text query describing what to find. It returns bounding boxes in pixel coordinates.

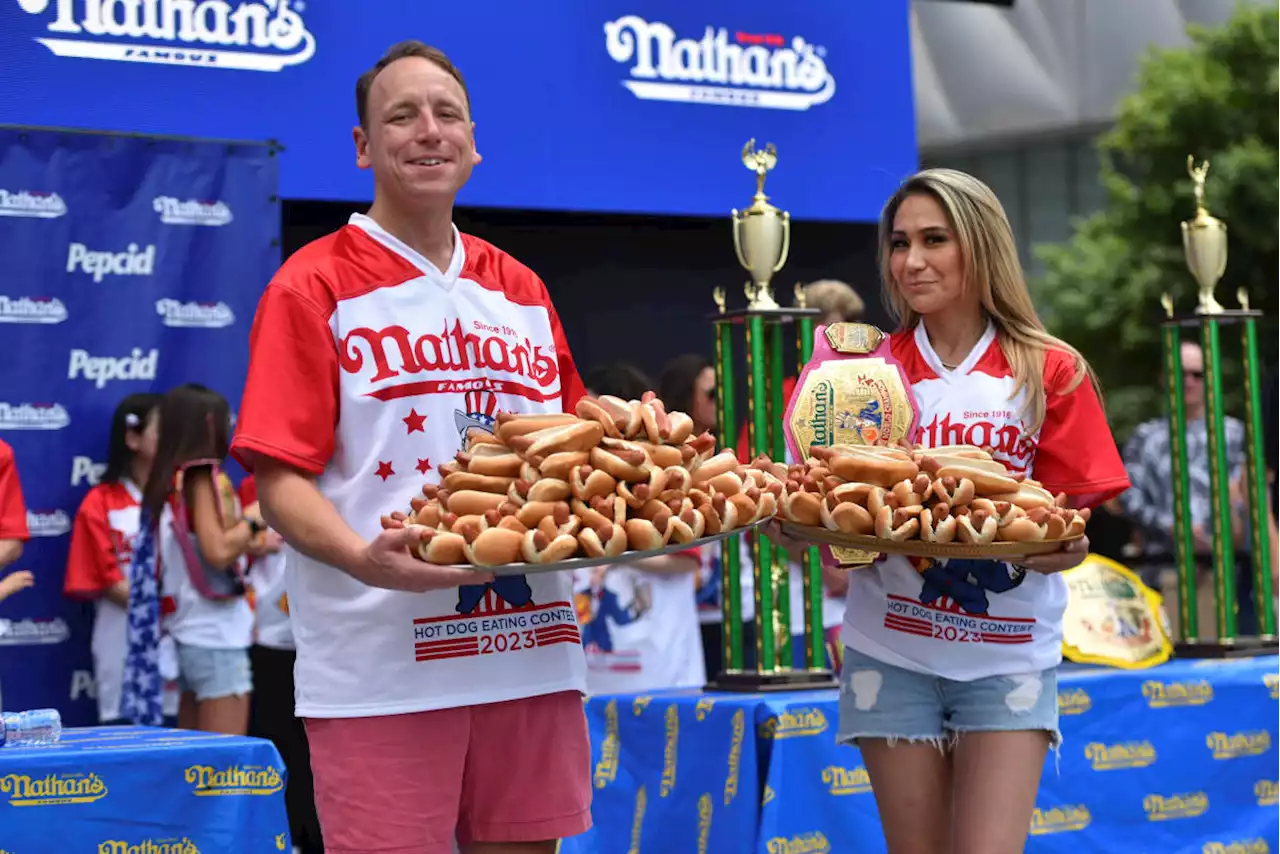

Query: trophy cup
[709,140,832,690]
[1159,156,1276,657]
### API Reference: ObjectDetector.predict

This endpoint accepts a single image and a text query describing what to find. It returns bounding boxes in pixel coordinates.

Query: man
[1121,341,1252,634]
[231,42,590,854]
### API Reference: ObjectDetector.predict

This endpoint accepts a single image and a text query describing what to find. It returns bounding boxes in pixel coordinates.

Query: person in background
[239,474,322,854]
[657,354,718,439]
[0,439,28,573]
[64,394,182,724]
[575,364,704,694]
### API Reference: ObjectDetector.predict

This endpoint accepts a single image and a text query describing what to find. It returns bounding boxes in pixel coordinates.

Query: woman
[783,169,1129,853]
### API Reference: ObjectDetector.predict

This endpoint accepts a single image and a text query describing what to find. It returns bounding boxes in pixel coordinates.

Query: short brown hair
[804,279,865,323]
[355,41,471,129]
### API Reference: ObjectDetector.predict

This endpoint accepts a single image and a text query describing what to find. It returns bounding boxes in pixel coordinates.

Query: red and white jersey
[239,476,292,651]
[0,440,28,544]
[231,214,588,718]
[842,322,1130,681]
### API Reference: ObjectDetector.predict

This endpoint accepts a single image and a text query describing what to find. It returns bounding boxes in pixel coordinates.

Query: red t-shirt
[64,482,142,598]
[0,440,29,542]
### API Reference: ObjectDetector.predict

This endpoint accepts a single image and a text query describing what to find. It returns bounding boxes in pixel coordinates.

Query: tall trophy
[1159,156,1276,657]
[708,140,833,690]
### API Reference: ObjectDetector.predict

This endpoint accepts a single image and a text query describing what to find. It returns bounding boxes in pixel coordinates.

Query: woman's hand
[0,569,35,600]
[1011,535,1090,575]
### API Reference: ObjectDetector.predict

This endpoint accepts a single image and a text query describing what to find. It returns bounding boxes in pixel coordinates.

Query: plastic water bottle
[0,709,62,747]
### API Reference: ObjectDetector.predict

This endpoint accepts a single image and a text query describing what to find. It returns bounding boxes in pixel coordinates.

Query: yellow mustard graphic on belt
[1,772,108,806]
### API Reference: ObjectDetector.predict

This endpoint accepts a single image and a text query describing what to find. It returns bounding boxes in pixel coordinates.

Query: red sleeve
[231,282,339,475]
[64,489,122,598]
[237,475,258,507]
[736,376,797,463]
[0,442,29,541]
[1031,351,1131,508]
[548,301,586,415]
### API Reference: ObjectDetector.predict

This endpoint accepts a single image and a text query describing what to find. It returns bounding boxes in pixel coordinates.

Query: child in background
[0,438,32,710]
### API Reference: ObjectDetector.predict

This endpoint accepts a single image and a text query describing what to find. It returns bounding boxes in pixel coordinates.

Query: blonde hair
[803,279,865,324]
[877,168,1096,432]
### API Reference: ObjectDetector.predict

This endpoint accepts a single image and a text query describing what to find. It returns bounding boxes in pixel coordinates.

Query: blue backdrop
[0,1,916,220]
[0,126,280,723]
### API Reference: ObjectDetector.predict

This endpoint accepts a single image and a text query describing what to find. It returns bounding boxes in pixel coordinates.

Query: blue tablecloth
[0,726,290,853]
[565,656,1280,854]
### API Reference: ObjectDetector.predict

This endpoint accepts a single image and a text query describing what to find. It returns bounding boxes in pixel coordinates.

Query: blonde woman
[779,169,1130,853]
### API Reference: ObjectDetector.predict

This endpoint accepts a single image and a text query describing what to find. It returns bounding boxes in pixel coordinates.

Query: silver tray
[450,518,768,576]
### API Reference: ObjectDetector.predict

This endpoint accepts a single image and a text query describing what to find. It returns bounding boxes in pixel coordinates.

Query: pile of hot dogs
[774,443,1089,546]
[391,393,784,567]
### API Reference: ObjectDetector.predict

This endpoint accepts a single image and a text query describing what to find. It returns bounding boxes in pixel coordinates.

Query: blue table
[564,656,1280,854]
[0,726,290,853]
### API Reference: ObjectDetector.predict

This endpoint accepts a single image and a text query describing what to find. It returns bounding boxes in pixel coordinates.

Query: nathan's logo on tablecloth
[1202,840,1270,854]
[603,16,836,111]
[761,784,775,805]
[13,0,315,71]
[1143,791,1209,821]
[1143,678,1213,708]
[659,704,679,797]
[1264,672,1278,699]
[695,696,715,720]
[765,831,830,854]
[97,839,200,854]
[0,295,67,324]
[0,402,70,431]
[1255,780,1279,806]
[184,764,282,796]
[696,793,713,853]
[0,771,107,805]
[594,699,619,789]
[1085,740,1157,771]
[1206,731,1271,760]
[66,242,155,282]
[1058,687,1092,715]
[758,707,828,740]
[0,188,66,218]
[27,509,71,537]
[153,197,232,226]
[723,709,744,805]
[821,764,871,795]
[72,456,107,487]
[632,695,652,716]
[1028,805,1091,835]
[0,617,71,646]
[156,299,235,328]
[68,348,159,389]
[627,784,646,854]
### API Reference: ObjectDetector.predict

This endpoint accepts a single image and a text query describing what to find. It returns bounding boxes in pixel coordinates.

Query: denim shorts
[175,643,252,701]
[837,645,1061,750]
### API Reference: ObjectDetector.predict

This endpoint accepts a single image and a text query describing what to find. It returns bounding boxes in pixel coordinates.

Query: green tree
[1034,2,1278,441]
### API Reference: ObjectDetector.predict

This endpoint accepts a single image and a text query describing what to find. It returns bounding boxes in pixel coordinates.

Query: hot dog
[442,490,507,517]
[578,522,629,558]
[929,476,976,507]
[574,397,625,439]
[821,492,874,535]
[590,445,651,483]
[508,420,604,459]
[987,481,1056,510]
[665,412,695,445]
[456,449,525,479]
[526,477,572,502]
[417,530,468,565]
[956,509,998,545]
[443,471,515,495]
[639,394,673,445]
[520,529,580,564]
[537,450,589,482]
[919,504,957,544]
[634,441,684,469]
[494,412,580,445]
[874,506,921,542]
[823,451,920,489]
[461,526,524,566]
[571,465,617,502]
[690,450,740,485]
[596,395,644,439]
[920,458,1019,495]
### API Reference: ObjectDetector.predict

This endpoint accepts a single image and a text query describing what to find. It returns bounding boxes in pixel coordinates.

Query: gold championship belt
[1061,554,1173,669]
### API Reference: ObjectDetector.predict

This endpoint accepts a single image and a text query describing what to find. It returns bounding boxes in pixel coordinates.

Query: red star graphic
[415,458,432,475]
[403,409,427,434]
[375,461,395,481]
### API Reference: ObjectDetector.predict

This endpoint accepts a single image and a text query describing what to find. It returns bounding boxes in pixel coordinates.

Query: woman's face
[126,409,160,468]
[888,193,968,317]
[691,366,717,434]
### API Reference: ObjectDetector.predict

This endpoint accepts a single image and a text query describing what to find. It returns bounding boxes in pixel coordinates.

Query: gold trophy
[731,140,791,311]
[1181,157,1228,315]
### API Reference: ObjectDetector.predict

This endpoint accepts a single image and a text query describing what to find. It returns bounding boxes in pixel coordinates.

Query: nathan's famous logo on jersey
[340,320,560,402]
[97,839,200,854]
[758,707,828,740]
[72,455,107,486]
[0,295,67,324]
[594,698,620,789]
[765,832,830,854]
[822,764,871,795]
[184,764,282,796]
[1142,678,1213,708]
[66,242,155,282]
[0,402,70,431]
[0,617,71,646]
[1085,740,1157,771]
[0,187,66,218]
[1206,731,1271,760]
[156,299,235,328]
[1202,840,1269,854]
[14,0,315,72]
[1,771,107,805]
[919,412,1034,471]
[28,508,71,537]
[68,348,159,389]
[659,704,679,797]
[153,196,232,226]
[1058,687,1092,715]
[1028,805,1091,835]
[604,16,835,111]
[1143,791,1209,821]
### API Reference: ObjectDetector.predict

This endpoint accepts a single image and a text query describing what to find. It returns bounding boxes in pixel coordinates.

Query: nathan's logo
[1143,678,1213,708]
[97,839,200,854]
[723,709,744,805]
[1029,805,1091,835]
[694,696,715,720]
[632,695,652,716]
[0,617,71,646]
[604,16,835,111]
[659,704,679,797]
[594,699,619,789]
[0,295,67,324]
[66,242,155,282]
[765,832,830,854]
[920,414,1033,470]
[15,0,314,71]
[1,771,107,805]
[1202,840,1270,854]
[627,785,646,854]
[69,348,159,389]
[184,764,282,796]
[156,299,235,329]
[696,793,713,853]
[1254,780,1279,806]
[822,765,871,795]
[1085,740,1157,771]
[807,380,835,445]
[758,707,827,740]
[762,784,775,805]
[28,509,71,537]
[1058,687,1092,715]
[1264,672,1278,699]
[153,197,232,226]
[339,321,561,402]
[0,402,70,430]
[1206,731,1271,760]
[1144,791,1209,821]
[0,188,66,218]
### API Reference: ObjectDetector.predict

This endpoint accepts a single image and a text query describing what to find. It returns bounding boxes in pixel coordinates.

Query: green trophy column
[796,315,825,669]
[1239,310,1277,637]
[1200,317,1238,640]
[767,321,792,670]
[745,315,776,672]
[1161,307,1199,640]
[714,316,744,671]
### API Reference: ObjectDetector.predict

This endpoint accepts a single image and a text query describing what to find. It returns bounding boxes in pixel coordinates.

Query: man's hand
[1012,535,1090,575]
[357,525,493,593]
[0,569,35,601]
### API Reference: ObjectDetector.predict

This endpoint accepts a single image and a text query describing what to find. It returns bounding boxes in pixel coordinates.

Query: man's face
[1181,343,1204,405]
[354,57,480,203]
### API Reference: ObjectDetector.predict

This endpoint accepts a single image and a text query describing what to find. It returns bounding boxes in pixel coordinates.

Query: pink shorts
[305,691,592,853]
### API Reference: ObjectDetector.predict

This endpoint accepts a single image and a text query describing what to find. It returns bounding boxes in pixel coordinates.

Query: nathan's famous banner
[0,0,916,220]
[0,126,279,723]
